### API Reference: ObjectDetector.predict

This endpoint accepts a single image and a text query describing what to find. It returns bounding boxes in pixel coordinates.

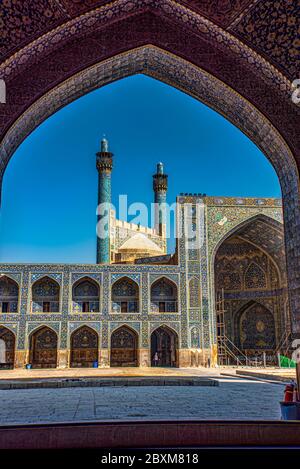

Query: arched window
[72,277,100,312]
[0,275,19,313]
[244,263,267,290]
[31,276,60,313]
[111,277,139,313]
[151,277,178,313]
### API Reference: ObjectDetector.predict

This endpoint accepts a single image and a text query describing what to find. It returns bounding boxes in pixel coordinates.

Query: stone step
[0,376,218,390]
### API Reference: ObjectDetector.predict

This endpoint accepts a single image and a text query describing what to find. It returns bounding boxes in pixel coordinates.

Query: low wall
[0,420,300,449]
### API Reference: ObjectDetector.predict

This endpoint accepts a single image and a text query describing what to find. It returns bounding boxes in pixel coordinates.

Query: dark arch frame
[29,325,58,369]
[110,325,138,367]
[0,326,15,369]
[213,214,286,362]
[150,325,179,368]
[1,3,299,334]
[70,325,99,368]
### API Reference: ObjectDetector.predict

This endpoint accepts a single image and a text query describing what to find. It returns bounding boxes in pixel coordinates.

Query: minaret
[96,136,113,264]
[153,162,168,237]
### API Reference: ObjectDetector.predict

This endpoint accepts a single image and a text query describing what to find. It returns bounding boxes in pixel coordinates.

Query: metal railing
[218,337,258,366]
[71,301,100,313]
[31,301,60,313]
[218,335,280,367]
[150,301,178,313]
[111,301,139,313]
[0,301,18,313]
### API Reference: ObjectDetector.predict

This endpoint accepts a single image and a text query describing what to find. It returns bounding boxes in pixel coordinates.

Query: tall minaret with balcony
[96,136,113,264]
[153,162,168,238]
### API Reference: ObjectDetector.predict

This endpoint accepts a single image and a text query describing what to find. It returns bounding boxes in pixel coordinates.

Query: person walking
[153,352,159,367]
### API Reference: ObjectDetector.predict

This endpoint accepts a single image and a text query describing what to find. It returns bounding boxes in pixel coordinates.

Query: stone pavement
[0,377,284,424]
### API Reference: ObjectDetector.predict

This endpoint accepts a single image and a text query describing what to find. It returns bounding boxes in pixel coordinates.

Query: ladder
[216,288,229,366]
[276,330,292,357]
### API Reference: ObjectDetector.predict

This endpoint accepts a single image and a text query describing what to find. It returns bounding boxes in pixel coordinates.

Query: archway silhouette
[1,43,299,333]
[1,2,299,332]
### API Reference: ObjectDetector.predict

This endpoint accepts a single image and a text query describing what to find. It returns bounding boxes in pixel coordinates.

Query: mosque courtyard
[0,368,287,424]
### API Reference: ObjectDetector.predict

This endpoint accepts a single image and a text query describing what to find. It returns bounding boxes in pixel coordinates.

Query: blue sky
[0,75,281,263]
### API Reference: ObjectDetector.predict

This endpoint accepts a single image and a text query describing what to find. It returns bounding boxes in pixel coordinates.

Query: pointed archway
[31,276,60,313]
[150,277,178,313]
[110,326,138,367]
[111,277,139,313]
[72,277,100,313]
[0,276,19,313]
[151,326,178,367]
[1,2,299,336]
[0,326,15,369]
[235,302,276,354]
[70,326,99,368]
[29,326,58,368]
[214,215,286,365]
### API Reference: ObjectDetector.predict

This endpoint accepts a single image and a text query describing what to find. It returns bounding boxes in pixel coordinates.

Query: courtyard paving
[0,377,284,424]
